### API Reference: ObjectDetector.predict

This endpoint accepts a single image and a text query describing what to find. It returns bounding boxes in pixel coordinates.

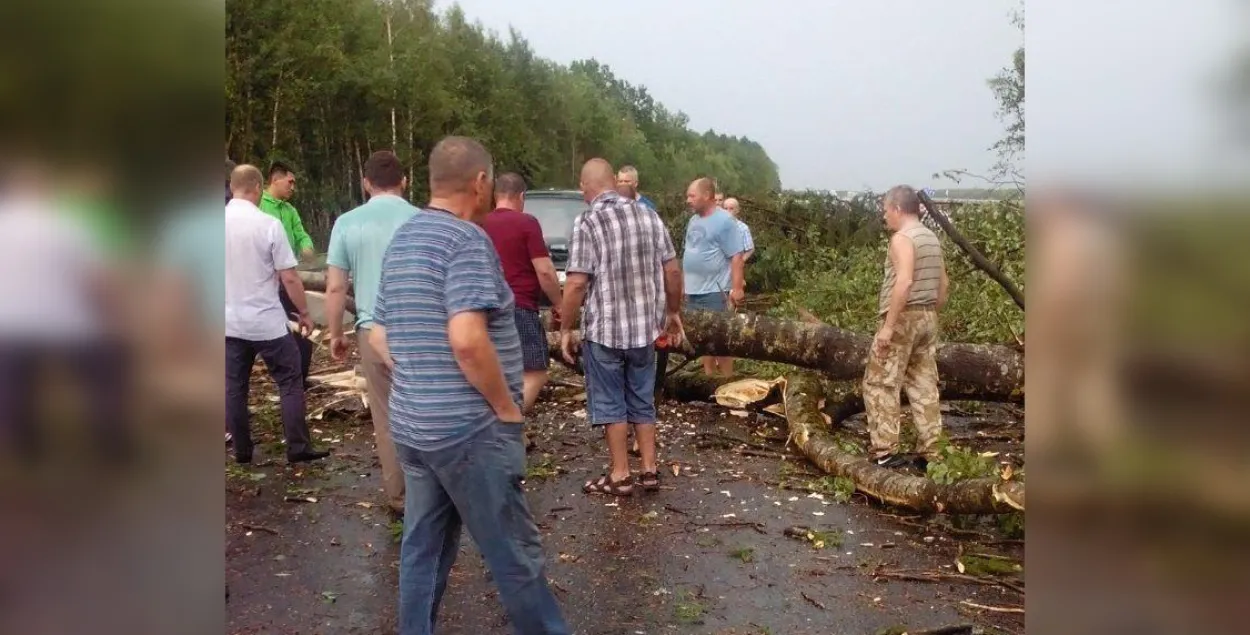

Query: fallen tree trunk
[784,374,1025,514]
[680,311,1023,401]
[547,313,1023,403]
[298,271,357,316]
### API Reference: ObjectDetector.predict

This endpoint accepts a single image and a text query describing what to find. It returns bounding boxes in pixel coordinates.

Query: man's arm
[533,256,564,307]
[558,273,588,335]
[326,266,350,338]
[448,311,520,421]
[662,258,683,314]
[444,234,520,420]
[729,253,746,294]
[882,233,916,332]
[368,325,392,370]
[287,206,316,260]
[524,216,562,307]
[277,268,311,319]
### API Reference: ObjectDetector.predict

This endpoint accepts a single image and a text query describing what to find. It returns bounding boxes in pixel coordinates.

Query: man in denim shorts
[559,158,683,496]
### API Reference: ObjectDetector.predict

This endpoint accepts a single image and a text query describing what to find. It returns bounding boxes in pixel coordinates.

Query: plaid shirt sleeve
[567,214,597,275]
[654,212,677,262]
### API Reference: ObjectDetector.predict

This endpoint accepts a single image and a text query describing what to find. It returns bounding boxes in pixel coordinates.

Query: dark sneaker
[288,449,331,464]
[234,452,253,465]
[874,454,908,469]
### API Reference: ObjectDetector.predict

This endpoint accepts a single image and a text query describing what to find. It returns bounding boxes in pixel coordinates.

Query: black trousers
[225,334,312,458]
[0,340,130,460]
[278,285,313,381]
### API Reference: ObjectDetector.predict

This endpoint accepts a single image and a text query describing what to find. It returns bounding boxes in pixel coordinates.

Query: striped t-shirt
[374,208,523,451]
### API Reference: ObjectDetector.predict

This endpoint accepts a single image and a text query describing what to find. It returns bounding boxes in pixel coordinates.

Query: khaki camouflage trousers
[863,307,943,459]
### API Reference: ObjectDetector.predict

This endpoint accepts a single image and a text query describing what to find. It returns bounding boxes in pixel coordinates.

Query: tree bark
[785,374,1025,514]
[917,189,1025,310]
[680,311,1024,401]
[297,271,356,315]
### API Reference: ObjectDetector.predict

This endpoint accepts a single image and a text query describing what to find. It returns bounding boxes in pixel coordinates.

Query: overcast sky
[439,0,1244,192]
[439,0,1021,191]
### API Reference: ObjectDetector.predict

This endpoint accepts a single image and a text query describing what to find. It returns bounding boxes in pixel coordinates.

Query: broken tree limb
[784,373,1025,514]
[917,190,1025,311]
[680,311,1024,401]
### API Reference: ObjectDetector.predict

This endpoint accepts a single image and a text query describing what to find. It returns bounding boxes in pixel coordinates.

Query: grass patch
[226,463,266,482]
[801,475,856,503]
[673,589,707,624]
[959,554,1023,577]
[525,454,560,481]
[728,546,755,564]
[389,520,403,544]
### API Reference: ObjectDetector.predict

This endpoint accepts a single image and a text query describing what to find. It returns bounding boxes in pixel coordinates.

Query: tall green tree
[225,0,781,245]
[987,7,1024,186]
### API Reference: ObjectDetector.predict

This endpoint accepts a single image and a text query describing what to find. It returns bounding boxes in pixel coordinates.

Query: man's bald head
[579,158,616,203]
[686,177,718,215]
[723,197,740,217]
[230,164,264,204]
[428,136,494,198]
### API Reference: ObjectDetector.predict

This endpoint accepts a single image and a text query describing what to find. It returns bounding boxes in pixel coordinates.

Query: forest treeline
[226,0,781,240]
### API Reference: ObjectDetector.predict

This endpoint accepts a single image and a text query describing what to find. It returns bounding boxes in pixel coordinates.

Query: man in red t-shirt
[483,173,565,421]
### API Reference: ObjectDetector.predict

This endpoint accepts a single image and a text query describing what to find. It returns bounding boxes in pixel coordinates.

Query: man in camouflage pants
[863,185,949,469]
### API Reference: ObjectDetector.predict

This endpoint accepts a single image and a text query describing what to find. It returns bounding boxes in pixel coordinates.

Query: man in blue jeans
[560,158,684,496]
[682,177,746,377]
[368,137,569,635]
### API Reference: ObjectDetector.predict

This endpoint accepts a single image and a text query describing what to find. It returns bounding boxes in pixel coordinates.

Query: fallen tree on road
[784,374,1025,514]
[679,311,1023,401]
[549,311,1024,403]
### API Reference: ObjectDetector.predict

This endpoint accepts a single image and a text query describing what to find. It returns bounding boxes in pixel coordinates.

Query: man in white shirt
[225,164,329,464]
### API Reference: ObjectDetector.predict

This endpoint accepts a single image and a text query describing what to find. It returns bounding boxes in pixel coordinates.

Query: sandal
[638,471,661,491]
[583,473,634,496]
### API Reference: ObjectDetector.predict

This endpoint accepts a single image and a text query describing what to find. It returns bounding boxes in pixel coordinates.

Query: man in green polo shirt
[260,161,316,382]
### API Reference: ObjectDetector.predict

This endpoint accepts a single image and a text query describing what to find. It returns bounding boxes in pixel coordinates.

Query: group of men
[224,134,948,634]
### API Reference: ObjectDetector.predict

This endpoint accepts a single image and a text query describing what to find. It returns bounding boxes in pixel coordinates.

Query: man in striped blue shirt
[368,137,568,635]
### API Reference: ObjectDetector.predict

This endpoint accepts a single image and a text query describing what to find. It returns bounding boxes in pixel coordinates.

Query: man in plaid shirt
[559,158,684,496]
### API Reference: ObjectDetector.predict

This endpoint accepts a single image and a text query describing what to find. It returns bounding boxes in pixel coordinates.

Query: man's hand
[872,326,894,357]
[560,330,581,365]
[728,287,745,308]
[550,307,562,331]
[664,311,685,347]
[329,335,349,362]
[297,311,315,337]
[496,401,524,424]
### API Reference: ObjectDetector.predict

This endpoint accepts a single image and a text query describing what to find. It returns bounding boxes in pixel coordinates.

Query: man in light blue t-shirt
[682,177,746,377]
[325,150,417,515]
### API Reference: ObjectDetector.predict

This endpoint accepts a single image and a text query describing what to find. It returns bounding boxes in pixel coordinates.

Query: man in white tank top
[863,185,949,469]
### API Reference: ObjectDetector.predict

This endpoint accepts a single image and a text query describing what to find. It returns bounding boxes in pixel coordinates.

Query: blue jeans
[686,292,728,312]
[395,423,569,635]
[583,342,657,426]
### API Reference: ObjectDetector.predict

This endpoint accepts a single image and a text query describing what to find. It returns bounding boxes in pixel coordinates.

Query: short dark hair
[883,185,921,215]
[494,172,527,197]
[428,136,492,196]
[364,151,404,189]
[268,161,294,182]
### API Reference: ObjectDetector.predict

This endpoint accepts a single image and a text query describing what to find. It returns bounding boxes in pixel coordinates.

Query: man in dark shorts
[483,173,563,448]
[560,158,684,496]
